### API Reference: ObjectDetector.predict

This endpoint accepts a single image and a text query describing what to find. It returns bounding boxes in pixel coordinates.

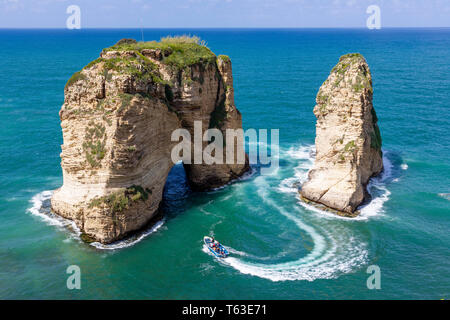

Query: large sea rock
[51,38,249,243]
[300,53,383,216]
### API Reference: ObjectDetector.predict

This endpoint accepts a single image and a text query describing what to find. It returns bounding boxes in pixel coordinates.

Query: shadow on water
[29,162,255,250]
[161,162,258,219]
[160,162,192,219]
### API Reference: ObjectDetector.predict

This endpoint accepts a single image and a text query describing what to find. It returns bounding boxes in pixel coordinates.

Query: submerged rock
[300,53,383,216]
[51,37,249,243]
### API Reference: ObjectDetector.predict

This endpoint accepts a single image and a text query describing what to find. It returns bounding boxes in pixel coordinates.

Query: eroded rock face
[51,38,249,243]
[300,53,383,216]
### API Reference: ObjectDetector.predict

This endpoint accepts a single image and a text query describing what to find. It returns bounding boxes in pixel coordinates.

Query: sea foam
[203,147,370,282]
[215,174,368,281]
[27,190,165,250]
[90,219,165,250]
[280,145,393,221]
[28,190,81,235]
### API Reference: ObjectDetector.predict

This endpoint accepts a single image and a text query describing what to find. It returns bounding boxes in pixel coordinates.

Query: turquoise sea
[0,29,449,299]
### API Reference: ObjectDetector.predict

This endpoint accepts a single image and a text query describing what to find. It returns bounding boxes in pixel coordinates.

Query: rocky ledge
[300,53,383,216]
[51,37,249,243]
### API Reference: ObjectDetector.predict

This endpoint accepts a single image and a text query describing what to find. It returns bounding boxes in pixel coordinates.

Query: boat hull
[204,236,229,258]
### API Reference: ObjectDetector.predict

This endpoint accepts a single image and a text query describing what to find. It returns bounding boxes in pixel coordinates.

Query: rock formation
[300,53,383,216]
[51,37,249,243]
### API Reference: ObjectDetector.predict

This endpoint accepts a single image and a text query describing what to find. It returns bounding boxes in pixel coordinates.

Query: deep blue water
[0,29,449,299]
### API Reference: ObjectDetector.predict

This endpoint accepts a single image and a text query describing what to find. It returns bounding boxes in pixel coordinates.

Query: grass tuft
[102,35,216,72]
[83,121,107,168]
[218,55,231,63]
[88,185,150,213]
[65,71,86,89]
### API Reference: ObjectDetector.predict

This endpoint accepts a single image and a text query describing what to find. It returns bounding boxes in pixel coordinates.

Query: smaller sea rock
[300,53,383,215]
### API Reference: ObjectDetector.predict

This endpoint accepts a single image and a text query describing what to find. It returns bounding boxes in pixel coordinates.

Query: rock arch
[51,38,249,243]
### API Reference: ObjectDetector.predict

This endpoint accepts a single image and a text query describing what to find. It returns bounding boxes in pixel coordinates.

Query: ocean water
[0,28,449,299]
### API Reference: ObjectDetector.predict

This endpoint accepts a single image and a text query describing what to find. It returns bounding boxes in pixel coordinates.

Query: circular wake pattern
[219,174,368,281]
[205,145,394,282]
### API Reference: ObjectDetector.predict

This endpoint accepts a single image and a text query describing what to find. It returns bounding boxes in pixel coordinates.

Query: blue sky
[1,0,449,28]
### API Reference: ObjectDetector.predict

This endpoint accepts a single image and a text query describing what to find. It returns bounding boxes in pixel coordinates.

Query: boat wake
[438,193,450,201]
[205,144,394,282]
[219,174,368,281]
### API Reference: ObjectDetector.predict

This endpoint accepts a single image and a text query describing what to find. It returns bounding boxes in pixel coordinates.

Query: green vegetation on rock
[103,35,216,71]
[84,57,104,70]
[80,233,96,243]
[117,93,134,113]
[83,120,107,168]
[339,53,364,61]
[331,53,372,94]
[316,90,329,115]
[88,185,151,213]
[344,140,357,153]
[352,74,372,93]
[218,55,231,63]
[332,62,350,75]
[65,71,86,89]
[103,54,164,84]
[336,140,358,163]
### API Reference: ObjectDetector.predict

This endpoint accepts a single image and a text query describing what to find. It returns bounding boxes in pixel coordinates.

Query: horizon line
[1,26,450,30]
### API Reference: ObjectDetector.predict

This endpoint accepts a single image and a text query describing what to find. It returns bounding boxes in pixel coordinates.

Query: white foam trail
[359,186,391,219]
[219,208,367,281]
[28,190,60,226]
[401,163,408,170]
[199,207,212,215]
[90,219,165,250]
[282,146,393,221]
[223,246,249,257]
[208,168,368,282]
[438,193,450,201]
[278,145,314,194]
[203,144,384,281]
[219,194,233,202]
[357,152,393,219]
[222,236,367,281]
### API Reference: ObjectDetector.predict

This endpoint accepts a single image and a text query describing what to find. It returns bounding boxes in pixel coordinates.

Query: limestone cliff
[51,37,249,243]
[300,53,383,216]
